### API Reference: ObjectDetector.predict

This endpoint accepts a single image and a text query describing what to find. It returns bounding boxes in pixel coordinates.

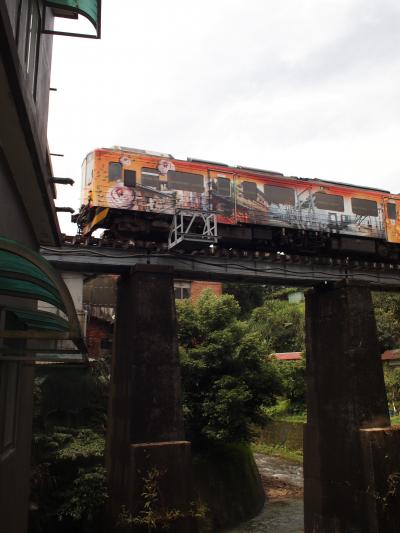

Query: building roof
[381,350,400,361]
[274,352,303,361]
[274,350,400,362]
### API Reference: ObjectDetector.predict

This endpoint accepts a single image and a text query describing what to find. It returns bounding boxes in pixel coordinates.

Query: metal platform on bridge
[41,244,400,290]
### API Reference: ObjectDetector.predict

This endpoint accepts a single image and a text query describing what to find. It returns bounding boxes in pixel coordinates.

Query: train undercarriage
[73,207,400,264]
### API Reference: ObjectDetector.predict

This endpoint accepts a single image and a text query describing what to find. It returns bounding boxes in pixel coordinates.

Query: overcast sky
[48,0,400,235]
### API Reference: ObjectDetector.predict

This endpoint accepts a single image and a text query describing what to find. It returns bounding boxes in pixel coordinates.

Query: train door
[383,197,400,243]
[208,170,236,222]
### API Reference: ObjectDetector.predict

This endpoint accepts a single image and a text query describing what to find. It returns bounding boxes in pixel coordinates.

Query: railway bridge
[42,240,400,533]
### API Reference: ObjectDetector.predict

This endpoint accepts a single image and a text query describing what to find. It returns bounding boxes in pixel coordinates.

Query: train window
[242,181,258,200]
[167,171,204,193]
[351,198,378,217]
[124,170,136,187]
[109,162,122,181]
[217,177,231,197]
[84,153,94,185]
[387,203,397,220]
[81,159,87,183]
[141,168,161,190]
[314,192,344,212]
[264,184,295,205]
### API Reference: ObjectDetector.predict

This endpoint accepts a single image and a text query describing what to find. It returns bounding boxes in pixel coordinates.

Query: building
[174,279,222,300]
[381,349,400,367]
[0,3,101,532]
[83,275,223,358]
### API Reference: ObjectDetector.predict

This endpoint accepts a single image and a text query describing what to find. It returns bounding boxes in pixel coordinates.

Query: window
[264,185,295,205]
[109,162,122,181]
[174,281,191,299]
[242,181,258,201]
[141,168,161,190]
[124,170,136,187]
[387,203,397,220]
[81,159,87,185]
[314,192,344,212]
[86,153,94,185]
[217,177,231,197]
[167,171,204,193]
[351,198,378,217]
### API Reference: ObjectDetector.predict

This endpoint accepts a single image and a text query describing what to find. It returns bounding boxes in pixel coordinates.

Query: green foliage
[373,292,400,351]
[222,283,267,317]
[385,367,400,415]
[30,427,106,532]
[251,442,303,463]
[118,467,207,531]
[57,466,108,523]
[248,299,305,353]
[263,398,306,421]
[54,428,105,461]
[266,287,302,300]
[272,358,306,409]
[30,361,109,533]
[177,290,281,446]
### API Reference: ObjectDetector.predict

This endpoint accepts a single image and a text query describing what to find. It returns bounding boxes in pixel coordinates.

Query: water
[227,453,304,533]
[254,454,303,489]
[228,500,304,533]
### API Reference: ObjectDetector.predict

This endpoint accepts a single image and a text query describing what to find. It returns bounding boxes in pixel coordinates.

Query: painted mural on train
[76,147,400,250]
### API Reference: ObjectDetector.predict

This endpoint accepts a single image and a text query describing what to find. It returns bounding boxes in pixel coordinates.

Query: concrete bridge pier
[106,265,197,532]
[304,283,400,533]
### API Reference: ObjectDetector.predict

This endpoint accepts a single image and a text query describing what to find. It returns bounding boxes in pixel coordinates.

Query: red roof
[382,350,400,361]
[274,352,302,361]
[274,350,400,362]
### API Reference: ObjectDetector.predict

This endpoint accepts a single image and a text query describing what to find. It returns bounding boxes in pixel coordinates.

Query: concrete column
[107,265,197,532]
[304,283,400,532]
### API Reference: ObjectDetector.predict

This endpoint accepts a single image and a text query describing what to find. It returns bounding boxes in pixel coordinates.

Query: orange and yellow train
[74,146,400,260]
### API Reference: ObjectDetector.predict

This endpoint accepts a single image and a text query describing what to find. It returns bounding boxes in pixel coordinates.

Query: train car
[73,146,400,261]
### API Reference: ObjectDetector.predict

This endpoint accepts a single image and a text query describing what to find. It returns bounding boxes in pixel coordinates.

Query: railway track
[40,235,400,290]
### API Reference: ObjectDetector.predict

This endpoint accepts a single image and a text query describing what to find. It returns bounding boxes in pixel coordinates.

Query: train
[73,146,400,261]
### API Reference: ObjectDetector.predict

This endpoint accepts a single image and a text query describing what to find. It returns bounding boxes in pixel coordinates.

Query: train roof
[296,176,390,194]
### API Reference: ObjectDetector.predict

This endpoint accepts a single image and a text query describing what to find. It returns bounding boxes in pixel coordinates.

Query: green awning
[0,236,86,356]
[0,278,65,310]
[5,308,70,333]
[44,0,101,38]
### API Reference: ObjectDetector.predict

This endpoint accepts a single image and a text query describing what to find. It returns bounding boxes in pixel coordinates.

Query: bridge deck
[41,244,400,290]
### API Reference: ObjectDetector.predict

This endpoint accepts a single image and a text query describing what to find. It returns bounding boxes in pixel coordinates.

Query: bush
[248,299,305,354]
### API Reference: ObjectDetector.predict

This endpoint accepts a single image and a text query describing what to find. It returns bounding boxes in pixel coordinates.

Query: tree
[372,292,400,351]
[247,299,305,354]
[177,290,281,446]
[222,283,267,318]
[272,358,306,411]
[384,366,400,415]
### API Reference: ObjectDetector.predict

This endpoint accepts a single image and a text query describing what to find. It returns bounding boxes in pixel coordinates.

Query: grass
[251,442,303,464]
[263,398,306,424]
[391,415,400,425]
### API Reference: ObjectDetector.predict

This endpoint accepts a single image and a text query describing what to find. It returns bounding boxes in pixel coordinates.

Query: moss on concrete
[192,443,265,532]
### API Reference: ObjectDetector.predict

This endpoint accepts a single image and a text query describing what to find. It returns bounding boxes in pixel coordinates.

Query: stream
[228,453,304,533]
